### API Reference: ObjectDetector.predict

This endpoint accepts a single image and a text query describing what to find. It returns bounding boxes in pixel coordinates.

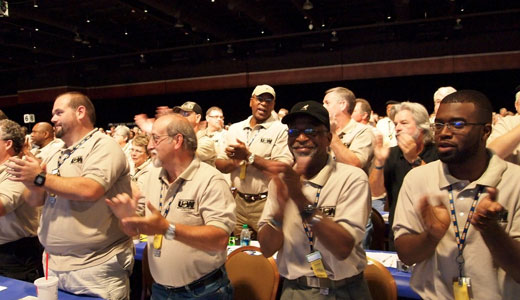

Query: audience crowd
[0,83,519,300]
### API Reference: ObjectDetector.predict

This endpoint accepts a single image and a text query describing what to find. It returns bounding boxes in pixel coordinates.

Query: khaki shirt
[132,159,152,216]
[144,157,236,287]
[196,135,217,166]
[31,139,64,161]
[40,129,132,271]
[0,164,40,245]
[219,115,293,194]
[488,115,520,165]
[335,119,374,174]
[393,155,520,300]
[259,156,371,280]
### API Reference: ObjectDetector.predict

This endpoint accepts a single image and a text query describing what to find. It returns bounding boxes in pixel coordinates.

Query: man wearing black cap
[258,101,372,299]
[173,101,217,165]
[216,84,293,237]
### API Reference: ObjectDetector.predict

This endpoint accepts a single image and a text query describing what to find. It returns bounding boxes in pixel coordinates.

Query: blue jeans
[151,267,233,300]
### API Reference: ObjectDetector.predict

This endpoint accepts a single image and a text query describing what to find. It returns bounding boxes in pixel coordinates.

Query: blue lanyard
[302,187,322,253]
[56,129,97,172]
[448,185,483,278]
[158,179,185,218]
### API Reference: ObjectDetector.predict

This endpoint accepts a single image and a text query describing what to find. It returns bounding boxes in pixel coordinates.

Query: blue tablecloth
[0,276,104,300]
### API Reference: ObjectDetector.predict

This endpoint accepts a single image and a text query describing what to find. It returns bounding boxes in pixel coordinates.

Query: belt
[165,267,224,292]
[237,191,268,203]
[292,272,363,289]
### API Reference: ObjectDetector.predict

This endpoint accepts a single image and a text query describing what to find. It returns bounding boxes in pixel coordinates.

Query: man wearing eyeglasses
[198,106,227,156]
[393,90,520,299]
[258,101,372,299]
[107,114,236,299]
[216,84,293,237]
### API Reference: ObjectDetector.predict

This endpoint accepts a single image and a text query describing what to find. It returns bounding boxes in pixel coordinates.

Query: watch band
[164,223,176,240]
[33,172,46,187]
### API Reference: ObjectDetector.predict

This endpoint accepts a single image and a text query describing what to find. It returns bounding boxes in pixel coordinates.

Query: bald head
[31,122,55,147]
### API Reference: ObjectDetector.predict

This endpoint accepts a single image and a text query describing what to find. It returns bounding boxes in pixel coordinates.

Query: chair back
[364,257,397,300]
[370,208,387,250]
[225,246,279,300]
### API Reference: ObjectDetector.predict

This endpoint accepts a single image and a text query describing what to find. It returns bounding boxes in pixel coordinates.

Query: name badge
[453,277,471,300]
[306,251,328,279]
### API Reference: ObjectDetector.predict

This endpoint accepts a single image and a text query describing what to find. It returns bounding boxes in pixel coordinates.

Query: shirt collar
[303,155,334,187]
[158,156,200,185]
[243,115,277,130]
[437,151,507,189]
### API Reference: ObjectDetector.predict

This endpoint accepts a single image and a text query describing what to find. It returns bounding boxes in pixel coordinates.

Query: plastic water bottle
[240,224,251,246]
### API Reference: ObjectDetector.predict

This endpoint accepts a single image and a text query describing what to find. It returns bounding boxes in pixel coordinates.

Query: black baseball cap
[282,101,330,131]
[172,101,202,115]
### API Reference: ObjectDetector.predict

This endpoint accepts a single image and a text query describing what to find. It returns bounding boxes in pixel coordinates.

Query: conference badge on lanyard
[453,277,471,300]
[153,234,163,257]
[306,250,328,279]
[48,168,60,204]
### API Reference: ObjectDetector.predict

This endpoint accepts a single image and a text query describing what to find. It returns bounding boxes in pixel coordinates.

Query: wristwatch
[410,157,422,167]
[34,172,46,187]
[164,223,176,240]
[300,204,317,221]
[246,153,255,165]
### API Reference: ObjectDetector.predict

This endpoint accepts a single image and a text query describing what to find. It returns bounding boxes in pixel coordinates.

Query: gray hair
[0,119,25,154]
[166,116,198,152]
[325,87,356,114]
[114,125,131,140]
[394,102,433,144]
[433,86,457,103]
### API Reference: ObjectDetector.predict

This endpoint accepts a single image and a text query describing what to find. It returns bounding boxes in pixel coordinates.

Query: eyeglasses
[151,134,171,145]
[288,128,327,137]
[254,95,274,103]
[432,121,487,132]
[207,115,224,120]
[177,110,193,117]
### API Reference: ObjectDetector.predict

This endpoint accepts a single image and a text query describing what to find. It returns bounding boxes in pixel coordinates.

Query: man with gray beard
[258,101,372,299]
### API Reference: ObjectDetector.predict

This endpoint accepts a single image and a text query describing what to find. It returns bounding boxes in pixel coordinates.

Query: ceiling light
[34,28,39,31]
[139,54,146,63]
[261,29,265,35]
[144,9,148,13]
[330,30,338,42]
[86,18,90,23]
[303,0,313,10]
[124,30,128,36]
[308,22,313,30]
[321,22,325,28]
[33,0,38,8]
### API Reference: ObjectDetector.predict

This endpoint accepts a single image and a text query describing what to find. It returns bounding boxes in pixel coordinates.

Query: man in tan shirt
[0,119,42,282]
[323,87,374,174]
[30,122,63,161]
[393,90,520,299]
[107,114,235,299]
[258,101,372,299]
[216,84,293,236]
[7,92,133,299]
